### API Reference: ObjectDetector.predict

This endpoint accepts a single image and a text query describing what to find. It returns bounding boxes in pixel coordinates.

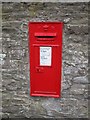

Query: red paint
[29,22,63,98]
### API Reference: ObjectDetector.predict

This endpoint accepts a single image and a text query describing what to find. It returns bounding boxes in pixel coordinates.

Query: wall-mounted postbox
[29,22,63,98]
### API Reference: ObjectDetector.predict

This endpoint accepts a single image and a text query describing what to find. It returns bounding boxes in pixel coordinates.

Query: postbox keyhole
[37,68,40,72]
[36,67,41,73]
[36,67,43,73]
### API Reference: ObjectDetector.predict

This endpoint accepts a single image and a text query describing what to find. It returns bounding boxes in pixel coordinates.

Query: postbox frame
[29,22,63,98]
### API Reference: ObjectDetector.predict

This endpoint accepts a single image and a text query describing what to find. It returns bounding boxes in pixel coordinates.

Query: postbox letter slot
[34,33,56,41]
[37,36,54,38]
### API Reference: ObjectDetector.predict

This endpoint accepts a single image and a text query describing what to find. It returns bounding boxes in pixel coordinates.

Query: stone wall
[0,0,89,2]
[2,2,89,118]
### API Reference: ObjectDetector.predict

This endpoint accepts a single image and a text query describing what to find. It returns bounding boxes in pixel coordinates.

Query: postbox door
[30,45,61,97]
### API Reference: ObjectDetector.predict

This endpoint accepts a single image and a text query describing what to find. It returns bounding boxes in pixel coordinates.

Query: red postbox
[29,22,63,98]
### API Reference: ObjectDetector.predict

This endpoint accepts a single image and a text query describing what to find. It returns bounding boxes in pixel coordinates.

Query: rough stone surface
[73,76,89,84]
[0,0,89,2]
[1,2,89,118]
